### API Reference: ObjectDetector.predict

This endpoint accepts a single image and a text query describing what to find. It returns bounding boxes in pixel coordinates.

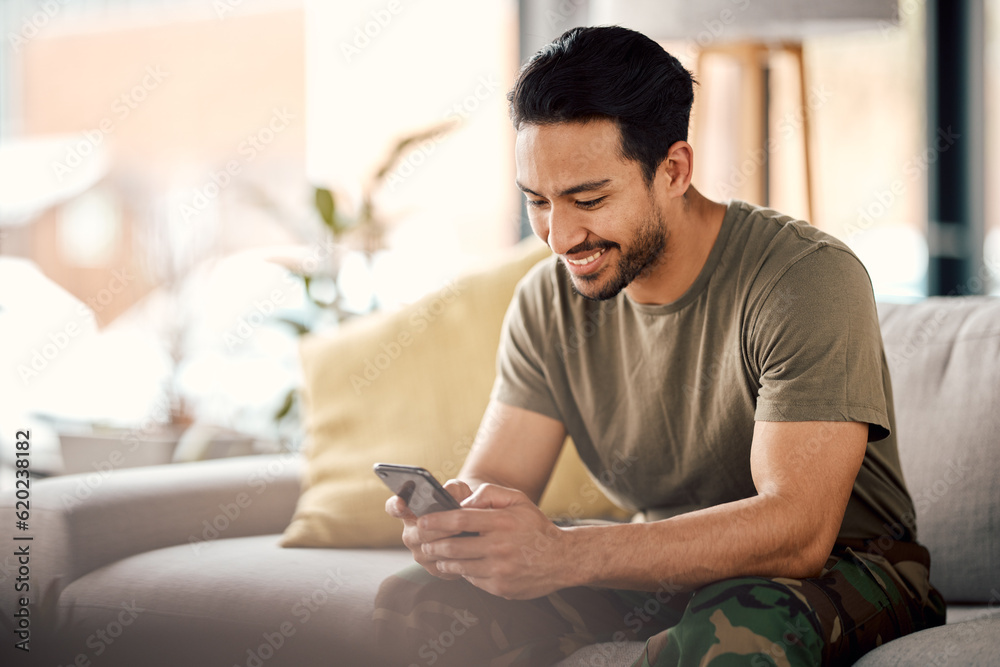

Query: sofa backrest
[878,297,1000,604]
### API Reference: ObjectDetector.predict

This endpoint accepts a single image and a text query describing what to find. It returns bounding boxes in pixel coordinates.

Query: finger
[386,495,417,521]
[419,507,507,536]
[423,536,487,560]
[435,557,495,580]
[404,530,465,580]
[408,543,465,580]
[443,479,473,503]
[400,524,425,552]
[414,521,470,544]
[462,483,525,510]
[423,562,463,580]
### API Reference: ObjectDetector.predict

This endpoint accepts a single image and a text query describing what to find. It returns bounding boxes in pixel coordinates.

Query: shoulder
[726,201,874,307]
[716,202,879,349]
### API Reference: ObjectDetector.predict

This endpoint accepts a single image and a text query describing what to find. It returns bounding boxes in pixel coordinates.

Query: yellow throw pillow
[281,239,624,548]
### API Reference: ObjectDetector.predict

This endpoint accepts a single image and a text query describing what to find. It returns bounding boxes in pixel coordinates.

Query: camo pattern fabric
[373,540,945,667]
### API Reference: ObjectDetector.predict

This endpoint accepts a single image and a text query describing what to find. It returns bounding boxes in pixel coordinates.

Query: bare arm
[562,420,868,590]
[457,399,567,502]
[423,420,868,598]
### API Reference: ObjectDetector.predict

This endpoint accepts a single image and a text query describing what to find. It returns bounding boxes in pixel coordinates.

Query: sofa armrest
[0,454,303,610]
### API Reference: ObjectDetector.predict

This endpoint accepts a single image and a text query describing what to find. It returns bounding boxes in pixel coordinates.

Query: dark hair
[507,26,695,185]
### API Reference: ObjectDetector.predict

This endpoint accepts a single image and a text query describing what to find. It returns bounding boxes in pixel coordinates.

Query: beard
[568,208,668,302]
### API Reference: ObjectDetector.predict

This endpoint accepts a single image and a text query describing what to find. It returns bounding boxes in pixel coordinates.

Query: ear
[659,140,694,198]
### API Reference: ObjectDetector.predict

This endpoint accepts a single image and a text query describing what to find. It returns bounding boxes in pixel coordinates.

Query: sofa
[2,262,999,665]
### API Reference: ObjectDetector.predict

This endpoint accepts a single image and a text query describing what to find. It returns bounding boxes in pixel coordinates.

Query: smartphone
[373,463,464,516]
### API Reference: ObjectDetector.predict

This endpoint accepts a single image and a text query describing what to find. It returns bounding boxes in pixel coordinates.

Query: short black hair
[507,26,695,185]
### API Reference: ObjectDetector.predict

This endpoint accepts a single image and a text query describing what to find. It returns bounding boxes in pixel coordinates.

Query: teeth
[567,249,605,266]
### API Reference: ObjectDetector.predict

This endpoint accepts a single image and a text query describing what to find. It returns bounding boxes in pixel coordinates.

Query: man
[376,26,945,666]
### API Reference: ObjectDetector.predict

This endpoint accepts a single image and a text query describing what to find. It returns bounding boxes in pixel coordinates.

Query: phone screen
[374,463,462,516]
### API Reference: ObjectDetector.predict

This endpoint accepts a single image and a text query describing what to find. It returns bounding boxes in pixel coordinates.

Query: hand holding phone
[374,463,463,515]
[375,463,477,537]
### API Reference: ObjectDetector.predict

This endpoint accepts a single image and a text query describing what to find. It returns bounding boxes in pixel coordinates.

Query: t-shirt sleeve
[748,245,891,441]
[491,267,564,423]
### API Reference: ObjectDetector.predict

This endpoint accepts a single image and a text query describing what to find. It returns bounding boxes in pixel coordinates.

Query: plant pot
[57,425,183,476]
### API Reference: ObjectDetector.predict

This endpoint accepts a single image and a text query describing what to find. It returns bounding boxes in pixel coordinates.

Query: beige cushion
[281,239,624,548]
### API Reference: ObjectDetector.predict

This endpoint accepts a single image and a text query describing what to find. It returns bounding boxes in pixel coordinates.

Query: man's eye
[525,199,547,208]
[577,197,606,209]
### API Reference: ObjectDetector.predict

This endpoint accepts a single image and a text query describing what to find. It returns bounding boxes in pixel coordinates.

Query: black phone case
[374,463,477,536]
[373,464,462,516]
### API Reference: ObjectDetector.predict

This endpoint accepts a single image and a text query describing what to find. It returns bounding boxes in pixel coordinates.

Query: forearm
[455,472,546,507]
[562,493,833,592]
[456,401,567,505]
[457,457,550,505]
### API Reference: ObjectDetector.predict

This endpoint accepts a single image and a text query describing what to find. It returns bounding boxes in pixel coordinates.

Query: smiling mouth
[566,249,606,266]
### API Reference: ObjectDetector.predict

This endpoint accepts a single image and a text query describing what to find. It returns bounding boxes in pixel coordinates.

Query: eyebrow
[516,178,612,199]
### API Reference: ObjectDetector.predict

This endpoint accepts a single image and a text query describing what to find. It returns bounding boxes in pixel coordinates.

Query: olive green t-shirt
[494,199,915,542]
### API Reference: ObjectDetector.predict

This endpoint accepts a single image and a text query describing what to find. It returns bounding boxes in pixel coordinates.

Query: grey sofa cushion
[56,535,413,666]
[878,297,1000,603]
[17,454,303,604]
[853,616,1000,667]
[945,604,1000,623]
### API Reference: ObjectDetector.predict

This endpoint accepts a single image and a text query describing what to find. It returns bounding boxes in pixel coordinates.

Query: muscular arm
[423,419,868,598]
[562,420,868,590]
[457,398,567,503]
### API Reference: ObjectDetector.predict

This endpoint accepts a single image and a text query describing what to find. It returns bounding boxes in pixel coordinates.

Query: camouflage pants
[373,539,945,666]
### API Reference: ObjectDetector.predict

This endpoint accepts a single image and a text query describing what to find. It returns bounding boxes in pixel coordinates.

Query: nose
[536,204,588,256]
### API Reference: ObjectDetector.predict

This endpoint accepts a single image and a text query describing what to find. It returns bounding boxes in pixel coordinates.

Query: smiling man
[376,26,945,666]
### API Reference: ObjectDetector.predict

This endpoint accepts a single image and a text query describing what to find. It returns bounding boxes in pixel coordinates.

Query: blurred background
[0,0,997,481]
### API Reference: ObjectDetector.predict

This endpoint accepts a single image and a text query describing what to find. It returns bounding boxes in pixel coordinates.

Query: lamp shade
[588,0,899,42]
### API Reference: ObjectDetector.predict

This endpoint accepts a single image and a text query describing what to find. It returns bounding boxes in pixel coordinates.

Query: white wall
[305,0,521,302]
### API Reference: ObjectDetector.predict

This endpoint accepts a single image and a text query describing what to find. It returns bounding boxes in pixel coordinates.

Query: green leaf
[274,388,296,422]
[314,186,336,232]
[372,119,458,184]
[273,316,311,336]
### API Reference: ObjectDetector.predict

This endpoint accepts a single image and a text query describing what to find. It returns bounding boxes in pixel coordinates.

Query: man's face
[514,119,667,301]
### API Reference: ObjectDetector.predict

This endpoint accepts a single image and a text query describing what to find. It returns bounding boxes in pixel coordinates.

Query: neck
[624,186,727,306]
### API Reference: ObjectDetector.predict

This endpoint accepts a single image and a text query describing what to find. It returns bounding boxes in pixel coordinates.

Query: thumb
[461,483,525,510]
[443,479,473,503]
